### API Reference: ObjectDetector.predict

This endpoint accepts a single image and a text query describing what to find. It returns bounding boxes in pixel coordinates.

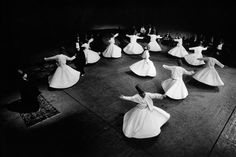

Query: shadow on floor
[124,135,159,149]
[5,100,40,113]
[187,79,220,93]
[125,71,156,80]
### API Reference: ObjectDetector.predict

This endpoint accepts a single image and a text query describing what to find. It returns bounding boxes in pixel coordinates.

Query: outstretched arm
[65,55,76,61]
[163,65,174,71]
[113,33,119,38]
[136,36,144,39]
[148,93,165,99]
[174,38,179,42]
[120,94,138,103]
[189,47,196,51]
[44,55,57,61]
[183,68,195,75]
[202,46,208,50]
[156,35,162,39]
[126,34,131,38]
[88,38,94,45]
[215,59,224,68]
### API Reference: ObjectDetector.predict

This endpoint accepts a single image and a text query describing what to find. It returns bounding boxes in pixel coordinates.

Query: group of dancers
[41,26,225,139]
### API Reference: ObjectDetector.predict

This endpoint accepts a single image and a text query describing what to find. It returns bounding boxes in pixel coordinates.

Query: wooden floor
[0,44,236,157]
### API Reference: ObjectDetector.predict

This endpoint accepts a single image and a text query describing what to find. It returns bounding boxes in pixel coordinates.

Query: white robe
[193,57,224,86]
[82,43,101,64]
[168,38,188,58]
[46,54,80,89]
[122,93,170,139]
[102,37,122,58]
[123,35,144,55]
[184,46,207,66]
[130,50,156,77]
[148,34,162,52]
[162,65,194,99]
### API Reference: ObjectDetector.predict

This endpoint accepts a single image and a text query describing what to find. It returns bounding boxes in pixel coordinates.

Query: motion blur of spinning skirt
[120,84,170,139]
[102,33,122,58]
[193,57,224,86]
[44,54,80,89]
[123,31,144,55]
[130,46,156,77]
[161,61,195,100]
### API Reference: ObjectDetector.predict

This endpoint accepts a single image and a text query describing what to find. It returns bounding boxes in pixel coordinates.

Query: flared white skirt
[168,46,188,58]
[184,53,205,66]
[84,49,101,64]
[162,78,188,99]
[103,44,122,58]
[123,106,170,139]
[148,41,162,52]
[48,65,80,89]
[130,59,156,77]
[193,67,224,86]
[123,42,144,55]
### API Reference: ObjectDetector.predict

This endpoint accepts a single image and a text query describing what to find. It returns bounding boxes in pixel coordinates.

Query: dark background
[2,0,234,75]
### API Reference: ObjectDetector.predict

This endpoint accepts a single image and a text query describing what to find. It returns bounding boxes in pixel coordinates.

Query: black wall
[2,0,234,70]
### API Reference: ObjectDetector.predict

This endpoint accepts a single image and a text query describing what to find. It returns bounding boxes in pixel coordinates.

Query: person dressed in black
[74,34,86,76]
[16,69,41,112]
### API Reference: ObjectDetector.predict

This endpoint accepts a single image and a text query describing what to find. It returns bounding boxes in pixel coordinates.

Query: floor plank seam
[207,103,236,157]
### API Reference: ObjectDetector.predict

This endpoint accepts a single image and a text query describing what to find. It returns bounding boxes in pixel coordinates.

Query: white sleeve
[147,93,164,99]
[215,58,224,68]
[183,68,194,75]
[189,47,196,50]
[163,65,174,71]
[126,34,131,38]
[202,47,208,50]
[65,55,76,61]
[114,33,119,38]
[44,55,57,61]
[137,36,144,39]
[122,94,139,103]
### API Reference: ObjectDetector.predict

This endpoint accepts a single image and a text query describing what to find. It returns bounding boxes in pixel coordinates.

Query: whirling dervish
[120,84,170,139]
[168,36,189,58]
[123,30,144,55]
[147,27,162,52]
[161,60,195,100]
[193,57,224,86]
[44,50,80,89]
[184,41,208,66]
[130,46,156,77]
[81,38,101,64]
[102,33,122,58]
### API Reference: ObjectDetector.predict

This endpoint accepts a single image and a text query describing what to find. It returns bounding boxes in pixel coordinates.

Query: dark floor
[0,43,236,157]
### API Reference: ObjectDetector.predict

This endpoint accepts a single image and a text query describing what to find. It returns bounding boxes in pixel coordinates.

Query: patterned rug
[20,94,60,127]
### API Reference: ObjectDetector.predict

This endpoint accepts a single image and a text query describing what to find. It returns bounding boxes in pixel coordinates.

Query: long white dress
[162,65,194,100]
[130,50,156,77]
[148,34,162,52]
[168,38,188,58]
[82,39,101,64]
[123,35,144,55]
[45,54,80,89]
[122,93,170,139]
[102,34,122,58]
[193,57,224,86]
[184,46,207,66]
